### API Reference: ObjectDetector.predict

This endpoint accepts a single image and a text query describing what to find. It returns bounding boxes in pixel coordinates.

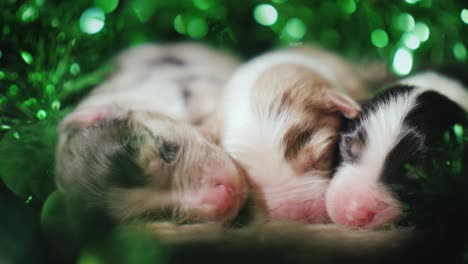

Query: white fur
[221,51,344,186]
[399,71,468,111]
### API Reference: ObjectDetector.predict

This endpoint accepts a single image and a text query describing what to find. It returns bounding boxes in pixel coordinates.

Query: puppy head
[240,64,361,223]
[326,84,467,229]
[56,108,248,225]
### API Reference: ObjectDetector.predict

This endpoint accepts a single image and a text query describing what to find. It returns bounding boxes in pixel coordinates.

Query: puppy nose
[201,184,236,218]
[344,201,390,227]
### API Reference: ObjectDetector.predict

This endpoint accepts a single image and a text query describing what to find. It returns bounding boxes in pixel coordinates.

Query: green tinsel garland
[0,0,467,263]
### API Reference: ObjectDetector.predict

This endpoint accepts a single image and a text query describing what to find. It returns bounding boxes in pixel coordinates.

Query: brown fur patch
[250,63,346,174]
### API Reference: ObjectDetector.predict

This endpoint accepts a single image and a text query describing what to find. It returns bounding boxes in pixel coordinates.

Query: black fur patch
[380,90,466,198]
[338,85,415,165]
[405,90,466,145]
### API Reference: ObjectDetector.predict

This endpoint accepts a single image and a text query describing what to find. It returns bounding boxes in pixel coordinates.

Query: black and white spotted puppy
[326,69,468,229]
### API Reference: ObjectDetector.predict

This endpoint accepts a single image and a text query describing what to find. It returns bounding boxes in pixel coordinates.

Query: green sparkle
[404,0,420,4]
[371,29,389,48]
[51,100,61,110]
[395,13,415,31]
[412,22,430,42]
[51,18,59,28]
[0,71,5,80]
[446,160,451,166]
[453,42,467,61]
[13,131,19,139]
[453,124,464,144]
[80,8,105,34]
[18,4,38,23]
[254,4,278,26]
[22,97,38,108]
[461,9,468,24]
[339,0,356,14]
[402,32,420,50]
[45,84,55,95]
[132,0,157,23]
[20,51,33,64]
[1,125,12,130]
[26,196,32,204]
[187,17,208,39]
[193,0,214,10]
[392,48,413,76]
[95,0,119,13]
[173,14,186,34]
[8,84,19,96]
[70,63,81,76]
[35,0,45,6]
[36,109,47,120]
[284,18,307,40]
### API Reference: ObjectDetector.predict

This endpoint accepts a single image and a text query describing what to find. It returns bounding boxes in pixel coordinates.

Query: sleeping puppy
[326,69,468,229]
[217,44,371,223]
[55,43,248,225]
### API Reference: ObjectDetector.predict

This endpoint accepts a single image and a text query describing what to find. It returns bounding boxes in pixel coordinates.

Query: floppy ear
[323,90,361,119]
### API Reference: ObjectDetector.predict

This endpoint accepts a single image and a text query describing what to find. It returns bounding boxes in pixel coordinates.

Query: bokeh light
[284,18,306,40]
[36,110,47,120]
[412,22,430,42]
[51,100,61,111]
[404,0,420,4]
[453,42,467,61]
[371,29,389,48]
[20,51,33,64]
[338,0,356,14]
[395,13,415,31]
[402,33,420,50]
[254,4,278,26]
[187,17,208,39]
[193,0,214,10]
[461,9,468,24]
[95,0,119,13]
[18,4,39,23]
[9,84,19,96]
[80,7,105,34]
[173,14,186,34]
[70,63,81,76]
[392,48,413,76]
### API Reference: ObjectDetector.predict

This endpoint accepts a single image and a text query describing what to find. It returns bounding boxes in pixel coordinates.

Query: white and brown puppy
[56,43,247,225]
[326,69,468,229]
[217,45,370,223]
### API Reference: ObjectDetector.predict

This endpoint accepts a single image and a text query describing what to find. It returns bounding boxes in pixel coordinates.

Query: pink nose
[328,191,401,229]
[343,201,390,227]
[201,184,236,218]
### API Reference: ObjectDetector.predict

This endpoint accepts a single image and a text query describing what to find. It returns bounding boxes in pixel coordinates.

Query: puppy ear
[324,90,361,119]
